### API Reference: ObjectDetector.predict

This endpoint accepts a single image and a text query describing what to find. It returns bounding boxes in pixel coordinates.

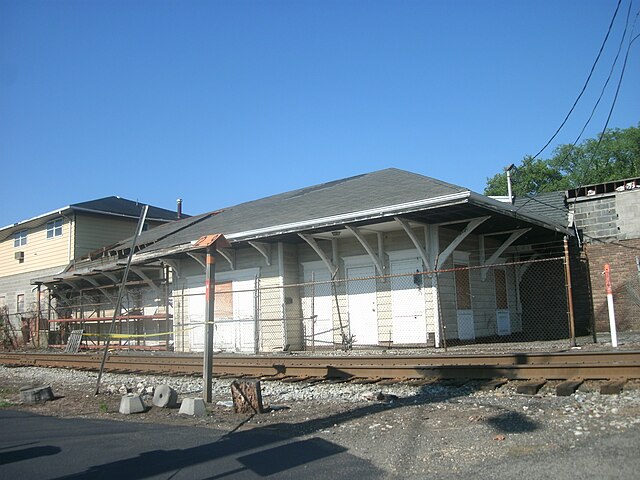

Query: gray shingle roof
[124,168,469,252]
[71,196,184,221]
[513,192,568,227]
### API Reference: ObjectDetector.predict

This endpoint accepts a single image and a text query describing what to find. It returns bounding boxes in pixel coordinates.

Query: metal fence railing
[169,256,595,355]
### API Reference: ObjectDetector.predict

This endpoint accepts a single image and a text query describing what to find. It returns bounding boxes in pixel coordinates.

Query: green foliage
[99,402,108,413]
[484,124,640,196]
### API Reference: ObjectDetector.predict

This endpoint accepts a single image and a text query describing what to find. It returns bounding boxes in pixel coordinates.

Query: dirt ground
[2,365,640,478]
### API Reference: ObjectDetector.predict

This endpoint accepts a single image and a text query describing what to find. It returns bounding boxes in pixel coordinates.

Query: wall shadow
[0,445,61,465]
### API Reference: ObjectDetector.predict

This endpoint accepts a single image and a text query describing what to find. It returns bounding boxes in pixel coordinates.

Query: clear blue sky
[1,0,638,227]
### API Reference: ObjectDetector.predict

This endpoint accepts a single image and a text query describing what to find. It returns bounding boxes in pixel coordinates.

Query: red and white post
[604,264,618,348]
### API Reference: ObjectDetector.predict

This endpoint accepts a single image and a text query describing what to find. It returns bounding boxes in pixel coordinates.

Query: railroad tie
[516,379,546,395]
[556,378,584,396]
[600,378,627,395]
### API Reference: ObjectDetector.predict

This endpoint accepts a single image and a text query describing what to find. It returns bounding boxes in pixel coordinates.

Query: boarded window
[454,264,472,309]
[17,294,25,313]
[214,281,233,318]
[495,269,508,309]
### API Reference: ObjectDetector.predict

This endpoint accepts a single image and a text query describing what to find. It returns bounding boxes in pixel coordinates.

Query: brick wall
[584,238,640,332]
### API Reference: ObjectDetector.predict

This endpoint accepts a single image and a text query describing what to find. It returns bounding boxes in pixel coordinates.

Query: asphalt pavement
[0,409,385,479]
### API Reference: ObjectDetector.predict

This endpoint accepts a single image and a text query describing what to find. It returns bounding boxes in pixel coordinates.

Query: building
[567,178,640,333]
[0,197,184,347]
[35,169,575,353]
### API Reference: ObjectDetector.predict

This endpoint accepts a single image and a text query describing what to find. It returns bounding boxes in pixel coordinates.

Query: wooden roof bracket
[131,267,161,296]
[436,216,490,269]
[394,217,432,273]
[218,248,236,270]
[187,252,206,268]
[480,228,531,281]
[344,225,385,276]
[248,241,272,266]
[298,233,338,276]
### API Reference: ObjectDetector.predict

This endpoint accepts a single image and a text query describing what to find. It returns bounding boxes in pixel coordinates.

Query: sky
[0,0,638,227]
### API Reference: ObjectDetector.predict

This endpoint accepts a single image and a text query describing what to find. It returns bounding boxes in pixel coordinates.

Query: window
[454,265,472,309]
[495,269,508,309]
[14,230,27,247]
[47,218,63,238]
[17,294,24,313]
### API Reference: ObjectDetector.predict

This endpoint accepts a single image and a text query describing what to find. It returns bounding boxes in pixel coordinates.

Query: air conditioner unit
[15,251,24,261]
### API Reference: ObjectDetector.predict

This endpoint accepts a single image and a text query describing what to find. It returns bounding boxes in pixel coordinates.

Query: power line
[591,8,640,155]
[531,0,623,161]
[572,1,634,145]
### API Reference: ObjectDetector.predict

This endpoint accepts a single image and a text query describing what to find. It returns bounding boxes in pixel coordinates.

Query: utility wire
[591,8,640,155]
[531,0,623,161]
[573,1,634,145]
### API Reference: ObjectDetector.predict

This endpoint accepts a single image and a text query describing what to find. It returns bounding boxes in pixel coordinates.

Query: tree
[484,124,640,196]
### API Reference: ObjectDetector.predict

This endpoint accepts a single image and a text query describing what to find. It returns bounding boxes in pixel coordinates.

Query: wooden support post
[203,246,216,403]
[231,380,264,414]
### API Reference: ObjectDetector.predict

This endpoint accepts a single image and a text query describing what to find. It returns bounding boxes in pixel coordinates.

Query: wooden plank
[230,380,264,414]
[600,379,626,395]
[477,378,508,391]
[556,378,584,396]
[516,379,546,395]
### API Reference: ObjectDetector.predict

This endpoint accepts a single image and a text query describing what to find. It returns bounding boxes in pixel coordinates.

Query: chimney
[176,198,183,219]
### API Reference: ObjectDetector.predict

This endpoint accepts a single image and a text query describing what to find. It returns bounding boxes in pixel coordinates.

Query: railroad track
[1,351,639,383]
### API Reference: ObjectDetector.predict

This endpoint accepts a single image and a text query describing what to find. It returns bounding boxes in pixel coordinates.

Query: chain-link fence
[169,255,594,354]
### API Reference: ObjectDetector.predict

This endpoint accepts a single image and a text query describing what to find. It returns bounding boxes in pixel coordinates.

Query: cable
[573,1,634,145]
[531,0,623,161]
[591,8,640,155]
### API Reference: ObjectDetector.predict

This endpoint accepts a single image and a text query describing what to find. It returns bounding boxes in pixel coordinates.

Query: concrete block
[153,385,178,408]
[20,385,54,404]
[179,397,207,416]
[119,394,146,414]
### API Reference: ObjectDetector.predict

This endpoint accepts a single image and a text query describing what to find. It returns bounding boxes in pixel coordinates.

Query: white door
[188,284,205,352]
[185,272,256,353]
[346,265,378,346]
[302,268,333,348]
[391,258,427,344]
[233,278,256,353]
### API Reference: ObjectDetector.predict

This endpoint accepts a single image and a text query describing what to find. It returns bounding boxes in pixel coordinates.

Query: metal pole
[203,246,216,403]
[563,236,577,348]
[95,205,148,395]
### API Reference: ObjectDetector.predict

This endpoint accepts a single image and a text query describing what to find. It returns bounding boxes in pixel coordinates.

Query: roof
[70,196,185,222]
[108,168,569,256]
[513,192,569,227]
[34,168,573,285]
[0,196,185,236]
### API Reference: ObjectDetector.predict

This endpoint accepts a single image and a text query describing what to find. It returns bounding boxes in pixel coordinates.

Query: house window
[14,230,27,247]
[17,294,25,313]
[47,218,63,238]
[495,269,508,309]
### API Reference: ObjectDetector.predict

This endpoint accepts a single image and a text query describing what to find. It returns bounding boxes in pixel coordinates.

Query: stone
[20,384,54,404]
[179,397,207,416]
[119,394,146,414]
[153,384,178,408]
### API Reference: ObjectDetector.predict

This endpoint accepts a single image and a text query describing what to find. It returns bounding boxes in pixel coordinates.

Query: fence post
[563,236,577,347]
[604,264,618,348]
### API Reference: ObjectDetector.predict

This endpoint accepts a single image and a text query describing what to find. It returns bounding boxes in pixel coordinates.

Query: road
[0,410,384,479]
